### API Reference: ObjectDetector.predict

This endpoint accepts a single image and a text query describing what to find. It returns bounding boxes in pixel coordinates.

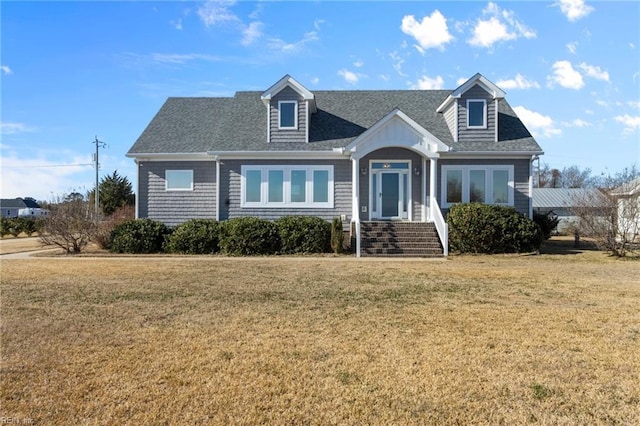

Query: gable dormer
[436,73,505,143]
[261,75,316,144]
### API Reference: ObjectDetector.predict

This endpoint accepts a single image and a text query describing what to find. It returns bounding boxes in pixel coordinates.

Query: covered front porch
[343,109,450,257]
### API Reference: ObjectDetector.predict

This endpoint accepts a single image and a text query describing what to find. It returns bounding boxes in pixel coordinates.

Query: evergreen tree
[88,170,135,217]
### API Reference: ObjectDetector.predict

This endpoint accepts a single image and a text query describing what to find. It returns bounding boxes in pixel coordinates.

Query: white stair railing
[431,198,448,256]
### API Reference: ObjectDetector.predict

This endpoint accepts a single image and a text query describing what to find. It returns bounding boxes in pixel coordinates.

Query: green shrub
[1,218,21,237]
[331,217,344,255]
[166,219,219,254]
[109,219,171,254]
[447,203,543,254]
[533,211,560,240]
[218,217,280,256]
[276,216,331,254]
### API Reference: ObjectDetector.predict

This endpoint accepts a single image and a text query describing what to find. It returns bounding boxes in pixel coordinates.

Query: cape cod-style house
[127,73,543,257]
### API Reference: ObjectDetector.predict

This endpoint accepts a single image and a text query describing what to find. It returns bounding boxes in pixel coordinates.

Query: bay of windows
[442,165,513,207]
[242,165,333,208]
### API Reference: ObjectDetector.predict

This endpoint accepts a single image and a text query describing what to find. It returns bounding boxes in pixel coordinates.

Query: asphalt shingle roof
[128,89,541,155]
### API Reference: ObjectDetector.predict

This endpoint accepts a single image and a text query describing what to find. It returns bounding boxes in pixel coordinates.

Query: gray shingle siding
[219,159,352,222]
[437,158,531,216]
[457,85,496,143]
[269,87,307,143]
[442,100,457,142]
[138,161,216,227]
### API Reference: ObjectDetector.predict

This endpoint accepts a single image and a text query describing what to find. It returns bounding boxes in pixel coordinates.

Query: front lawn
[1,250,638,424]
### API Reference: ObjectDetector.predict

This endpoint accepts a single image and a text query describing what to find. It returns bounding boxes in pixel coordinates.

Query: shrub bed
[447,203,543,254]
[218,217,280,256]
[109,219,171,254]
[165,219,219,254]
[276,216,331,254]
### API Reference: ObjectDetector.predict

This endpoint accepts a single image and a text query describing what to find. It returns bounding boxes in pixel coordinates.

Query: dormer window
[467,99,487,129]
[278,101,297,129]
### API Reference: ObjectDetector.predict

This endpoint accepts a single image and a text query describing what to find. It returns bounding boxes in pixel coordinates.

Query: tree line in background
[536,163,639,191]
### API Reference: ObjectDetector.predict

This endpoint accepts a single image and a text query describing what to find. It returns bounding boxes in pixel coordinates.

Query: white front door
[370,162,410,220]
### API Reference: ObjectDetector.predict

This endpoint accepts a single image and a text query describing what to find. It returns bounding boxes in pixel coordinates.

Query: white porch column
[421,157,427,222]
[429,157,437,221]
[352,157,361,257]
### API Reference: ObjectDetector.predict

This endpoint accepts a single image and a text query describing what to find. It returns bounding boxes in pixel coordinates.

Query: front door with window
[370,162,410,220]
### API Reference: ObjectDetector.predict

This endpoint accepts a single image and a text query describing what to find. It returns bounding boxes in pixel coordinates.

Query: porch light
[360,167,367,175]
[414,167,421,176]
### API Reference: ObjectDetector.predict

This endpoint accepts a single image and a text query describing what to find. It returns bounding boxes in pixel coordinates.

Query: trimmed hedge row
[0,217,45,237]
[447,203,543,254]
[108,216,334,255]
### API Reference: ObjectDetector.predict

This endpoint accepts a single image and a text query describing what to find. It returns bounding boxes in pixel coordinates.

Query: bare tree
[39,197,98,254]
[570,176,639,257]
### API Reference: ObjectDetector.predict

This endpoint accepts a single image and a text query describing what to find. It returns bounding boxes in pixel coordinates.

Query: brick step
[358,221,443,257]
[362,248,444,257]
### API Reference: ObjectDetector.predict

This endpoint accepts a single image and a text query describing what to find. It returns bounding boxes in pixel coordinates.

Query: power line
[2,163,94,168]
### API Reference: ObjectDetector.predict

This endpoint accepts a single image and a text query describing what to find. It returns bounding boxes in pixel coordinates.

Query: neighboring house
[0,198,49,219]
[532,188,608,234]
[611,177,640,243]
[127,73,543,256]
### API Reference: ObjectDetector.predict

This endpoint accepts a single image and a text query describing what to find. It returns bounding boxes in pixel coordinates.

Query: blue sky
[1,0,639,201]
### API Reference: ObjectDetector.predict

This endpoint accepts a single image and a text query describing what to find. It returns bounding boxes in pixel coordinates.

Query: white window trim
[165,169,194,191]
[441,165,514,208]
[278,100,298,130]
[241,165,334,208]
[467,99,487,129]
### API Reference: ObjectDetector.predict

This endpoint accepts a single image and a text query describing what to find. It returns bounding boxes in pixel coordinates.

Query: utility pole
[92,136,107,218]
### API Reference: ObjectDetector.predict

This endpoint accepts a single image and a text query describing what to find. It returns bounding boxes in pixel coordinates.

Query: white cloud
[411,74,445,90]
[389,51,407,77]
[614,114,640,134]
[1,65,12,75]
[241,21,264,46]
[1,122,36,135]
[468,2,536,48]
[400,10,453,52]
[548,60,584,90]
[564,118,592,128]
[148,53,225,65]
[337,69,362,85]
[197,0,239,27]
[353,59,364,68]
[310,76,319,85]
[267,30,319,54]
[578,62,609,81]
[456,77,468,86]
[566,42,578,54]
[556,0,594,22]
[513,106,562,138]
[496,73,540,90]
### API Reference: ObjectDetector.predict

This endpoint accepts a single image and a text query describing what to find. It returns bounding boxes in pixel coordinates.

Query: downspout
[215,155,221,222]
[352,157,361,258]
[529,155,535,219]
[135,159,140,219]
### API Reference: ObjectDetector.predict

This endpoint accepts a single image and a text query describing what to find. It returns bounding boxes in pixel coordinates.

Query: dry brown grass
[1,245,639,424]
[0,237,50,255]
